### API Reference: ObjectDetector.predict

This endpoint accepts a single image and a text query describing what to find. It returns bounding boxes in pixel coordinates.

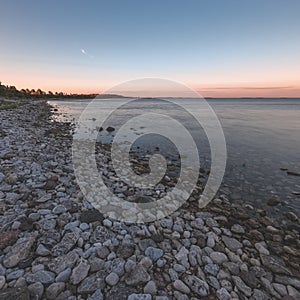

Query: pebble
[36,244,50,256]
[0,276,5,289]
[231,224,245,234]
[28,282,44,299]
[216,287,231,300]
[222,236,242,252]
[105,272,119,286]
[70,260,90,285]
[56,267,72,282]
[46,282,65,299]
[6,269,24,281]
[143,280,157,295]
[0,102,299,300]
[128,294,152,300]
[25,270,55,284]
[125,265,150,285]
[174,279,191,294]
[52,205,67,214]
[232,276,252,297]
[210,252,228,265]
[255,242,270,255]
[145,246,163,262]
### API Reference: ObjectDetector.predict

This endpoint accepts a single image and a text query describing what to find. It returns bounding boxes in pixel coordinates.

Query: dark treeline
[0,81,112,99]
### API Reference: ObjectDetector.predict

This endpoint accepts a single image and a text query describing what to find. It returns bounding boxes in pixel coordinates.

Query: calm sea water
[49,98,300,217]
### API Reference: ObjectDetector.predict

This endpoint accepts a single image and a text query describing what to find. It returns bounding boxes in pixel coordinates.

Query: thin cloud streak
[202,86,294,90]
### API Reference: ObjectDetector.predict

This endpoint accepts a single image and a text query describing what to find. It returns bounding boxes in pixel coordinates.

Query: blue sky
[1,0,300,96]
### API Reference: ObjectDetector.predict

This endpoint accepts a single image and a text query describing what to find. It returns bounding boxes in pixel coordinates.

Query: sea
[49,98,300,219]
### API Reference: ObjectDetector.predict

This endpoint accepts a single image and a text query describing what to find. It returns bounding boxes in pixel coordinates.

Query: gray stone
[25,270,55,284]
[80,223,89,231]
[3,233,36,268]
[287,285,300,298]
[255,243,270,255]
[105,272,119,286]
[175,247,190,269]
[0,263,6,276]
[51,232,79,256]
[52,205,67,214]
[207,232,216,248]
[28,282,44,299]
[88,289,103,300]
[173,264,186,273]
[125,265,150,286]
[0,276,5,289]
[42,219,56,230]
[251,289,270,300]
[275,275,300,289]
[48,250,79,274]
[70,260,90,285]
[56,268,72,282]
[222,236,242,252]
[272,283,287,296]
[260,277,280,298]
[223,262,240,275]
[145,246,163,262]
[188,245,202,267]
[231,224,245,234]
[6,269,24,281]
[77,270,107,294]
[128,294,152,300]
[103,219,113,228]
[143,280,157,295]
[96,246,110,259]
[204,263,219,276]
[46,282,65,300]
[183,275,209,297]
[207,276,220,290]
[64,220,79,230]
[210,252,228,265]
[36,244,50,256]
[216,287,231,300]
[260,255,292,275]
[169,268,179,281]
[174,279,190,294]
[232,276,252,297]
[90,226,113,243]
[28,213,40,221]
[117,243,135,258]
[109,258,125,276]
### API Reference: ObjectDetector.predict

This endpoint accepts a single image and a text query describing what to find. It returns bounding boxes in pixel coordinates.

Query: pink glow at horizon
[2,66,300,98]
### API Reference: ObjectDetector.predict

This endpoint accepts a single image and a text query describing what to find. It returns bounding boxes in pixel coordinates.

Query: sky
[1,0,300,97]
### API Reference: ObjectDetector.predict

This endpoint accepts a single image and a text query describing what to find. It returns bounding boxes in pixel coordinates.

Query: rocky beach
[0,100,299,300]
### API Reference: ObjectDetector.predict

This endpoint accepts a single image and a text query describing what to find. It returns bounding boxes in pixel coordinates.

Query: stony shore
[0,100,299,300]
